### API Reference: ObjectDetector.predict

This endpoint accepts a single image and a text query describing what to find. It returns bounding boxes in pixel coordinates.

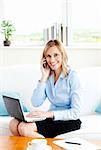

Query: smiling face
[42,39,68,77]
[45,46,62,73]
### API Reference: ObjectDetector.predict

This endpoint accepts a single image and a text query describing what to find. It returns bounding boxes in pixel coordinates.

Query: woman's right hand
[40,57,50,82]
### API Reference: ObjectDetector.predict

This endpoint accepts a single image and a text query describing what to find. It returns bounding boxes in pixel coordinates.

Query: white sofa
[0,64,101,140]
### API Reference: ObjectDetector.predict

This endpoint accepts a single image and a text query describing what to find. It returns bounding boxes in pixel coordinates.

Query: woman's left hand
[26,111,54,119]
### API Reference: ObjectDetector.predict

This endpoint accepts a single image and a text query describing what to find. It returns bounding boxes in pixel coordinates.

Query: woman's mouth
[50,63,58,70]
[50,63,56,67]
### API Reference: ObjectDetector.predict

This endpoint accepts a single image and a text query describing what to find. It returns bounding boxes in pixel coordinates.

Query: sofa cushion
[95,102,101,113]
[77,67,101,115]
[0,91,29,116]
[0,116,12,136]
[0,65,41,111]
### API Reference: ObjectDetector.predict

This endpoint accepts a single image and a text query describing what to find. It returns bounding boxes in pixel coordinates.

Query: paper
[53,138,101,150]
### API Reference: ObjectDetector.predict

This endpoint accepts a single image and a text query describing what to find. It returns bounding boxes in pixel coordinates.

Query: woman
[9,39,82,138]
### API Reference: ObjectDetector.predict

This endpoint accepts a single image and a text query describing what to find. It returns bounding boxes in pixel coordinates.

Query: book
[53,138,101,150]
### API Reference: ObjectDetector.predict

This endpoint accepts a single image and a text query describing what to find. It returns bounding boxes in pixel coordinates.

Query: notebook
[3,95,46,122]
[53,138,101,150]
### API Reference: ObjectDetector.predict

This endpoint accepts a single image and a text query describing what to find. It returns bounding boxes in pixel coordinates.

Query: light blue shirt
[31,69,81,121]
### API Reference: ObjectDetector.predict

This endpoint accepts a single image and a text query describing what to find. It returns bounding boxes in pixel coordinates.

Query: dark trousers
[36,118,82,138]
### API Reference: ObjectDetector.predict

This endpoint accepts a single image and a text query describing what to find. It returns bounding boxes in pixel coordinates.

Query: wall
[0,47,101,69]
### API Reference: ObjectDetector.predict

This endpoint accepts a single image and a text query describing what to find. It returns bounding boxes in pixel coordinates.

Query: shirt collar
[59,71,65,79]
[50,71,65,79]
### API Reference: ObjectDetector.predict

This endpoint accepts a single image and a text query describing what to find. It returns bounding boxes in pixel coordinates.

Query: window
[0,0,101,47]
[68,0,101,47]
[0,0,67,46]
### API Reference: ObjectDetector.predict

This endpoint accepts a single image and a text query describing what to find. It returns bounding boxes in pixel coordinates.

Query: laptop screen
[3,95,25,121]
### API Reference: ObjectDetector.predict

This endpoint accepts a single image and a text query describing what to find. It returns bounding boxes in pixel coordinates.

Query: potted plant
[0,20,16,46]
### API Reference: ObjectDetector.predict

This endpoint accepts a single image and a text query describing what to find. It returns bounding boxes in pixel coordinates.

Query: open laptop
[3,95,46,122]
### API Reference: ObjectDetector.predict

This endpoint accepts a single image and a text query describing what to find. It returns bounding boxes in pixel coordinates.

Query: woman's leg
[18,122,45,138]
[9,119,21,136]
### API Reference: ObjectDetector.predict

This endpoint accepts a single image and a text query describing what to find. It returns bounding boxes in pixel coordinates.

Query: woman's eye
[54,54,58,57]
[46,55,51,59]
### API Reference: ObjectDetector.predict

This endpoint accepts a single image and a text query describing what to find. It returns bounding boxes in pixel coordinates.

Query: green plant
[1,20,15,41]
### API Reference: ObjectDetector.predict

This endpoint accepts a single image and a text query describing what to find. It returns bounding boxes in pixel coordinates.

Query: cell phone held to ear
[43,57,48,68]
[43,61,48,68]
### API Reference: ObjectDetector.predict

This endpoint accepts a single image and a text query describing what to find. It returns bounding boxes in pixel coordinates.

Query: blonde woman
[9,39,82,138]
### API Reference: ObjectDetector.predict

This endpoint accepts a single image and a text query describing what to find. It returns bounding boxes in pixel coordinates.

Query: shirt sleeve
[31,81,47,107]
[52,71,82,121]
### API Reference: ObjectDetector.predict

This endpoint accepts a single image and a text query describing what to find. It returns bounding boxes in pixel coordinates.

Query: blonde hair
[41,39,69,76]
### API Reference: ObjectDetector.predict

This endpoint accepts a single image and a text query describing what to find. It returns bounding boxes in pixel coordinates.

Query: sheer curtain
[0,0,5,20]
[0,0,67,46]
[2,0,63,34]
[68,0,101,47]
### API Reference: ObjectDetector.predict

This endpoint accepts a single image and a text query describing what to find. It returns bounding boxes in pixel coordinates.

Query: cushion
[0,91,29,116]
[0,116,13,136]
[95,102,101,113]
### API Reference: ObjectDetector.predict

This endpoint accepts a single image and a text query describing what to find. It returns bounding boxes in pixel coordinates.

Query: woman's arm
[31,57,50,107]
[31,81,47,107]
[27,110,54,119]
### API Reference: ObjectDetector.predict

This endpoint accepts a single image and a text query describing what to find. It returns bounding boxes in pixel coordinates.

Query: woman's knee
[9,119,20,135]
[18,122,37,137]
[18,122,26,136]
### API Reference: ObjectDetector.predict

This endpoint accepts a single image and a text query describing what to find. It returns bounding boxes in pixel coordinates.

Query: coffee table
[0,136,101,150]
[0,136,63,150]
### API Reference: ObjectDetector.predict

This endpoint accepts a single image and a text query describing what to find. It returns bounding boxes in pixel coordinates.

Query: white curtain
[2,0,63,34]
[0,0,5,20]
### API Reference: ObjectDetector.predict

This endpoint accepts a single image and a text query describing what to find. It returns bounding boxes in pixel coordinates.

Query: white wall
[0,47,101,69]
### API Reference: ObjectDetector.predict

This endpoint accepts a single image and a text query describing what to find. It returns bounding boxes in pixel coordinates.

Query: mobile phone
[43,60,48,68]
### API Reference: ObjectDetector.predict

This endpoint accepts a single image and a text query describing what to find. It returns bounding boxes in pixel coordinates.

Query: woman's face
[45,46,62,71]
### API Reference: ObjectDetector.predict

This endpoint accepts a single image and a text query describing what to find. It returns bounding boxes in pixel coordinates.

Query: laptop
[3,95,46,122]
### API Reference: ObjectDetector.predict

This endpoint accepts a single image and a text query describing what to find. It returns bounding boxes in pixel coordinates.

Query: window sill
[0,43,101,50]
[0,47,101,51]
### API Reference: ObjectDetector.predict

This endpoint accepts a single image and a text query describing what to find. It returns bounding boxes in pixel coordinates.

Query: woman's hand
[40,57,50,82]
[26,111,54,119]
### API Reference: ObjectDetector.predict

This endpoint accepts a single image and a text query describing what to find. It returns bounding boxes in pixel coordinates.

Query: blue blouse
[31,69,82,121]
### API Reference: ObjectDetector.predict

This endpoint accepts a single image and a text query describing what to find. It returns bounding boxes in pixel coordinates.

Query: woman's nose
[50,56,55,62]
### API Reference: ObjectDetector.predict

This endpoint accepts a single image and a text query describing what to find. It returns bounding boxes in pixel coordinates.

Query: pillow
[95,102,101,113]
[0,91,29,116]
